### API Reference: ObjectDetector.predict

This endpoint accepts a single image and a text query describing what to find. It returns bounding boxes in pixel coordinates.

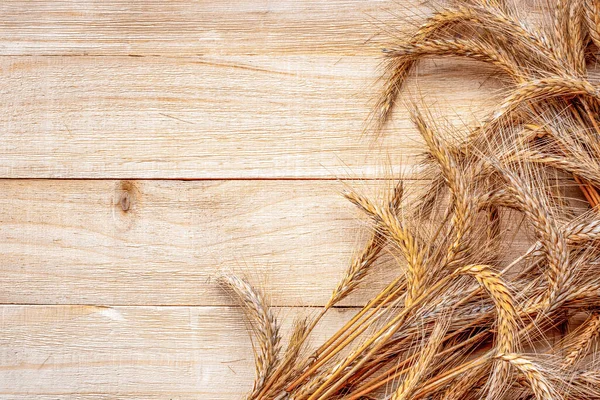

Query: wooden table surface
[0,1,507,398]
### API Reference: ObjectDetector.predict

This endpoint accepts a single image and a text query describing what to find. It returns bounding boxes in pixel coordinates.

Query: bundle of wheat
[222,0,600,398]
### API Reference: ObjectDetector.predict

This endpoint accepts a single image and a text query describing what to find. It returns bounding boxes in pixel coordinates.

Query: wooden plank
[0,0,415,56]
[0,179,397,306]
[0,304,353,398]
[0,179,537,307]
[0,55,500,178]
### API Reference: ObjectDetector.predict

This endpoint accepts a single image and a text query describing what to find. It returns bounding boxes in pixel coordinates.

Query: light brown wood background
[0,1,507,398]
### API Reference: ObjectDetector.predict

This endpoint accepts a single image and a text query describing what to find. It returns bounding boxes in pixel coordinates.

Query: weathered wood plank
[0,179,538,307]
[0,304,352,398]
[0,0,415,56]
[0,55,499,178]
[0,179,400,306]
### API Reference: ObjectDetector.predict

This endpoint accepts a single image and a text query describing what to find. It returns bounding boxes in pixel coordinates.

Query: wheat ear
[411,109,478,268]
[585,0,600,48]
[220,274,281,397]
[498,166,570,308]
[493,77,600,121]
[562,312,600,367]
[327,182,403,307]
[497,353,559,400]
[384,37,522,80]
[459,264,519,397]
[344,190,425,306]
[373,4,557,132]
[391,320,449,400]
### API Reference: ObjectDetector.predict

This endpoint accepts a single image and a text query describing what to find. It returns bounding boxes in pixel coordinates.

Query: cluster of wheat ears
[220,0,600,398]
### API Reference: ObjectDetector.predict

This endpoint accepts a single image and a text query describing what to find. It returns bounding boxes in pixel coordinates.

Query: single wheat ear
[219,274,281,398]
[586,0,600,48]
[343,189,425,306]
[327,181,404,308]
[459,264,519,394]
[497,354,559,400]
[561,312,600,367]
[391,319,449,400]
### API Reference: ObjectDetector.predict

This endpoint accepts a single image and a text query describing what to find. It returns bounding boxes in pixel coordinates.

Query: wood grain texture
[0,55,499,179]
[0,179,406,307]
[0,2,502,178]
[0,304,353,398]
[0,0,415,56]
[0,178,539,307]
